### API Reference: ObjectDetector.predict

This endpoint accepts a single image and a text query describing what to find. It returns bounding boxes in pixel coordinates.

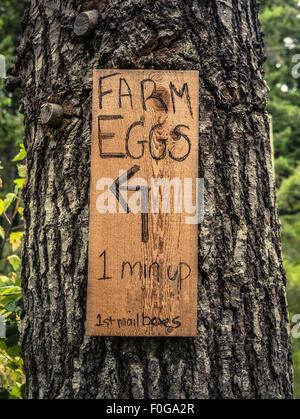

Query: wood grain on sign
[86,69,199,337]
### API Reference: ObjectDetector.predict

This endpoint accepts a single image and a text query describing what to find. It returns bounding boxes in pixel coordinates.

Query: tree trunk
[15,0,293,399]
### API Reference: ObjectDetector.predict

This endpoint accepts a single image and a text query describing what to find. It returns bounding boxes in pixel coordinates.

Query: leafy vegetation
[0,0,299,399]
[0,0,27,194]
[0,0,26,399]
[261,0,300,398]
[0,144,26,399]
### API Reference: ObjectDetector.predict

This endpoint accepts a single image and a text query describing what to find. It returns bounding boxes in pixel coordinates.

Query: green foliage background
[260,0,300,398]
[0,0,27,399]
[0,0,300,399]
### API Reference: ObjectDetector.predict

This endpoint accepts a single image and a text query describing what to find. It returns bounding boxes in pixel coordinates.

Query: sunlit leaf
[0,225,5,240]
[0,275,10,284]
[4,193,16,211]
[1,286,22,296]
[14,178,26,190]
[12,144,26,162]
[17,164,27,178]
[18,207,24,219]
[7,255,21,271]
[10,232,24,252]
[0,199,4,216]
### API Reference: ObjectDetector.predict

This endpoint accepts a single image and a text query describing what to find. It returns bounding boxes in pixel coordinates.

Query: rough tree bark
[14,0,293,399]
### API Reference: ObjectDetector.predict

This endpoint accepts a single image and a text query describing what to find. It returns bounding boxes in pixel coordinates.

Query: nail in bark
[40,103,64,127]
[74,10,99,37]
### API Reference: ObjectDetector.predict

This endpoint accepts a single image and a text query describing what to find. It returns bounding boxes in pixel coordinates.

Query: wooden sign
[86,69,199,337]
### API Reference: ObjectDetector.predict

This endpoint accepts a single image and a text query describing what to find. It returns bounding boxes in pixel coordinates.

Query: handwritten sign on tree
[86,70,200,336]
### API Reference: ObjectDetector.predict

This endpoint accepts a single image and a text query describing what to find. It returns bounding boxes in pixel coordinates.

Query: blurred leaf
[7,255,21,271]
[0,199,4,216]
[6,345,21,358]
[0,225,5,240]
[17,164,26,178]
[9,232,24,252]
[12,144,26,162]
[1,286,21,296]
[13,178,25,190]
[4,193,16,211]
[0,339,7,351]
[0,275,11,285]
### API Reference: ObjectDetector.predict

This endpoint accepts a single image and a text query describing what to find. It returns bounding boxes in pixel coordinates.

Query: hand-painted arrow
[109,165,150,243]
